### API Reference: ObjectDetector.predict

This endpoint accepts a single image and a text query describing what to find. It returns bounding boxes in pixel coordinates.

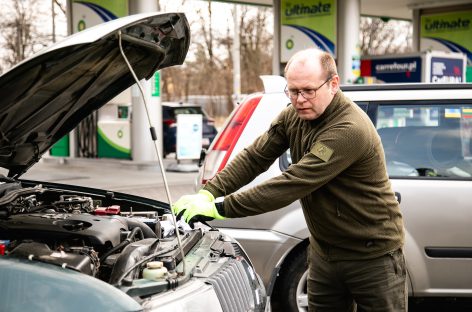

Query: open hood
[0,12,190,177]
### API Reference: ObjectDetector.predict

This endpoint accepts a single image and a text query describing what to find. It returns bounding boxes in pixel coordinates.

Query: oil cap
[161,256,176,271]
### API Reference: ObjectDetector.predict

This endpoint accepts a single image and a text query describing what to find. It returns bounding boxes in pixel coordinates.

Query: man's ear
[330,75,340,94]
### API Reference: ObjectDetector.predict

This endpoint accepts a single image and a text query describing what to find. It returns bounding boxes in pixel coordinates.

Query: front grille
[206,259,255,312]
[231,242,249,260]
[231,242,243,256]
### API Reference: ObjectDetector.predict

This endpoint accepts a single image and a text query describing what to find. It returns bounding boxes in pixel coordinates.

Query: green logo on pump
[286,39,294,50]
[117,129,123,139]
[78,20,86,31]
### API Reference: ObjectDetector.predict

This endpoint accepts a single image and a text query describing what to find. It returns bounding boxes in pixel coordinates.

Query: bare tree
[218,22,235,114]
[1,0,36,69]
[161,0,227,115]
[360,17,412,56]
[0,0,67,73]
[160,2,273,119]
[239,7,273,93]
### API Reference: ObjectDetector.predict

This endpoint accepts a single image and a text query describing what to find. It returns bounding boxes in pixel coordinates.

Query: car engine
[0,181,169,281]
[0,179,267,311]
[0,181,209,279]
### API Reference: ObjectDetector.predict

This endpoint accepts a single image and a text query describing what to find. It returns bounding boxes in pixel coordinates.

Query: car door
[369,100,472,296]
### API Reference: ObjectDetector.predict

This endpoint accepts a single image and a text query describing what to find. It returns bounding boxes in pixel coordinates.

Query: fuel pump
[97,91,132,159]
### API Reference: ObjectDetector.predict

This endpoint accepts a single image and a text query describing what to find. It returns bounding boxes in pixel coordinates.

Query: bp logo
[117,129,123,139]
[286,39,294,50]
[78,20,86,32]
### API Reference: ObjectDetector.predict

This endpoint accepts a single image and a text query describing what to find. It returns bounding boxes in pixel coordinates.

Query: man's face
[285,60,339,121]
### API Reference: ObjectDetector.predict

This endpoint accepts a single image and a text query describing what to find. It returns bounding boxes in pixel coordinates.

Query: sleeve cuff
[214,198,225,217]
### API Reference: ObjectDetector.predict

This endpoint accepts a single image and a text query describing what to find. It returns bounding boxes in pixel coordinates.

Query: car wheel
[272,247,309,312]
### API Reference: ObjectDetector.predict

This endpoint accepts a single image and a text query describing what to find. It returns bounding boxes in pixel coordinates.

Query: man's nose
[296,92,306,102]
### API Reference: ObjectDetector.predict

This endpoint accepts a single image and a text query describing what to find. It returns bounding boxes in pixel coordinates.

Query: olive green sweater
[204,91,404,260]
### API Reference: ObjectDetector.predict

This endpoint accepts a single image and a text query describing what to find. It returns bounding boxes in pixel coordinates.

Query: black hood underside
[0,13,190,177]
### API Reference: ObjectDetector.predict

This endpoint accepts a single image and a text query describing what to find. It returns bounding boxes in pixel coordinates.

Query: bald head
[284,48,338,80]
[284,48,340,121]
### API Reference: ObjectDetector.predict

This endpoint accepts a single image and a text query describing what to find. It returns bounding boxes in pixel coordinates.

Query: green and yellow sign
[420,10,472,81]
[72,0,128,32]
[280,0,337,62]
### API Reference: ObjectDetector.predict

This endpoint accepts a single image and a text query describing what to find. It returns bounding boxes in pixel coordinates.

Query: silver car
[197,76,472,311]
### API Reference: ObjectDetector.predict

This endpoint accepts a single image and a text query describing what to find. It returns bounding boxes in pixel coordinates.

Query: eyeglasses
[284,76,333,100]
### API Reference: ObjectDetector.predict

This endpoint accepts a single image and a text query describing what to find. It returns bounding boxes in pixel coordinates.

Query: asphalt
[20,154,199,204]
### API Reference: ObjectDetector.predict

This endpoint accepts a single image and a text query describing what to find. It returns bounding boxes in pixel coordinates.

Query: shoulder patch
[311,142,334,162]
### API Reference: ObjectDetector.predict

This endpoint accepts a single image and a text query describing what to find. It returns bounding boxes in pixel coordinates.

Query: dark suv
[162,102,218,156]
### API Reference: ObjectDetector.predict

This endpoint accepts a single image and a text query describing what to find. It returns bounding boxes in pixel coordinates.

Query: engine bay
[0,179,240,291]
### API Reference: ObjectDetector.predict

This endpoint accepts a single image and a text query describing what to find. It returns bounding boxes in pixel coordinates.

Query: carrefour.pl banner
[420,10,472,67]
[281,0,337,62]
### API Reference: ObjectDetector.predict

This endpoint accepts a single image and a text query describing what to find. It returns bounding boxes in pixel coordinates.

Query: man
[173,48,406,311]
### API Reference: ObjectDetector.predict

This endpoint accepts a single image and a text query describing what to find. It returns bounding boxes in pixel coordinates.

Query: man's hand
[172,190,215,217]
[179,200,226,224]
[172,190,225,224]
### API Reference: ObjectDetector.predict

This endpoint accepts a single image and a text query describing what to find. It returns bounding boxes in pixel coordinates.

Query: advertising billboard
[420,10,472,82]
[72,0,128,32]
[361,51,466,83]
[361,57,422,83]
[429,57,465,83]
[280,0,337,62]
[176,114,203,160]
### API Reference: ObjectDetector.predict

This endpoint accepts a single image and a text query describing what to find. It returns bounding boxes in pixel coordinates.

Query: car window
[279,101,472,179]
[173,107,204,115]
[376,103,472,179]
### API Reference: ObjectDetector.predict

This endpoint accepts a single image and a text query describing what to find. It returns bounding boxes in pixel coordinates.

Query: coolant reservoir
[143,261,168,280]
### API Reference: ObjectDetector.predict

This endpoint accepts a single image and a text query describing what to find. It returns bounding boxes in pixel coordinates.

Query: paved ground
[21,155,198,204]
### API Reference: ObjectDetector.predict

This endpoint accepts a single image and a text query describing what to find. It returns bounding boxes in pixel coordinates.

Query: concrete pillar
[337,0,361,84]
[129,0,162,162]
[412,9,420,52]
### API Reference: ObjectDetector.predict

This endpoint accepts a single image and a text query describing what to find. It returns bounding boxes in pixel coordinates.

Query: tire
[272,247,309,312]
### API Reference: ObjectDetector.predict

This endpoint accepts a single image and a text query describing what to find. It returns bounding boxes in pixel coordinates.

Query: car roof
[340,83,472,91]
[259,76,472,102]
[341,83,472,101]
[161,102,202,107]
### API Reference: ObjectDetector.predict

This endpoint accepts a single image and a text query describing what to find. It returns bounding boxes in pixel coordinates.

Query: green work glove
[172,190,215,217]
[179,199,226,224]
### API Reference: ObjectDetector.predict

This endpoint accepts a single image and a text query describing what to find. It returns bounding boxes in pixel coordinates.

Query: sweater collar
[309,90,344,125]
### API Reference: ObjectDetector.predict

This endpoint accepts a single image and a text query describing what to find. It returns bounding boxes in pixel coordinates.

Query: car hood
[0,12,190,177]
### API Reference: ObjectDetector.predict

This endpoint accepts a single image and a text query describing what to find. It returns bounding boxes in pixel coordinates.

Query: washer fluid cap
[146,261,163,269]
[143,266,168,280]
